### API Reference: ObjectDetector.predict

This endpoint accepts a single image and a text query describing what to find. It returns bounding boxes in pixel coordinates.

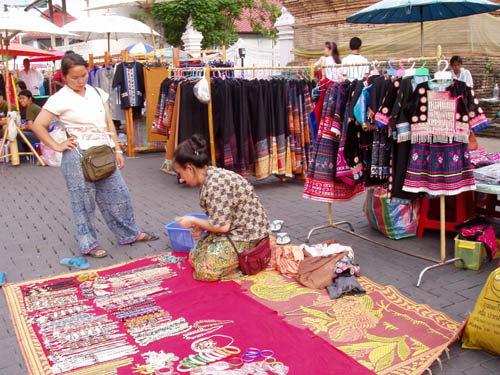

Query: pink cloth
[270,244,304,277]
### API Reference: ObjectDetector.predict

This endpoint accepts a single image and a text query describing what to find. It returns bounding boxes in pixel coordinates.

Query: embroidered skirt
[189,233,259,282]
[403,142,476,196]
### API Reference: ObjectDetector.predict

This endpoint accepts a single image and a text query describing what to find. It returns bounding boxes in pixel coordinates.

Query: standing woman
[174,134,270,281]
[314,41,343,82]
[31,53,158,258]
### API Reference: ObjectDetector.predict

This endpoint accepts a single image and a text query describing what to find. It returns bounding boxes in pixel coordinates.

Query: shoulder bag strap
[225,233,240,256]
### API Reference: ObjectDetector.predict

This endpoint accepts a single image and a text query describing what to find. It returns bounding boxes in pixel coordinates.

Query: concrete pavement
[1,143,499,374]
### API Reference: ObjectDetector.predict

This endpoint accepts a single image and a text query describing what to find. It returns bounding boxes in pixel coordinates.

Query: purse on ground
[81,145,116,182]
[226,235,271,275]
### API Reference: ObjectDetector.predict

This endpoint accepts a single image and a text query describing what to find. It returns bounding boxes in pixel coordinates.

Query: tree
[151,0,281,49]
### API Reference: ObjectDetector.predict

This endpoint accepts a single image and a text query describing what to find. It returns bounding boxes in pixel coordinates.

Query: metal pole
[205,65,216,166]
[420,7,424,56]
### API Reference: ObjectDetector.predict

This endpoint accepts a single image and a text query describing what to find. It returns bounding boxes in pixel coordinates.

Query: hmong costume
[402,80,488,196]
[112,62,145,109]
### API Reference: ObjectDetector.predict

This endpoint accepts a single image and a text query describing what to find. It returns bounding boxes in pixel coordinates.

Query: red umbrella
[0,42,55,57]
[30,49,65,62]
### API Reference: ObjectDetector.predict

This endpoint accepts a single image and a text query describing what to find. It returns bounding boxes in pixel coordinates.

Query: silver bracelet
[115,150,123,154]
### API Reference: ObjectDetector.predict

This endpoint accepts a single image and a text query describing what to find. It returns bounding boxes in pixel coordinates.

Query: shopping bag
[462,268,500,355]
[363,186,420,240]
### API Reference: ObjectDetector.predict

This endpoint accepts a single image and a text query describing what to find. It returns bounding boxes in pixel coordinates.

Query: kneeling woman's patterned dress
[189,167,270,281]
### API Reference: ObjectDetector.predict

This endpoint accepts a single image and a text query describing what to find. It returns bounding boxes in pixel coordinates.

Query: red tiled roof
[235,0,282,33]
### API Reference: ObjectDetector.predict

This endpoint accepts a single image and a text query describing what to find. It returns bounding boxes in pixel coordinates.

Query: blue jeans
[61,148,140,254]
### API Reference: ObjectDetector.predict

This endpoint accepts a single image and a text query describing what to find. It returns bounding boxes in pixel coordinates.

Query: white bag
[40,127,66,167]
[193,74,210,104]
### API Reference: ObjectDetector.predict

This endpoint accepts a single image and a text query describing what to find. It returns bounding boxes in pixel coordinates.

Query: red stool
[417,191,474,238]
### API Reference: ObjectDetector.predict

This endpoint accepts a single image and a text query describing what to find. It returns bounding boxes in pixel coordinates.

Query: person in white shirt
[341,37,369,81]
[450,56,473,87]
[31,53,158,258]
[18,59,43,96]
[314,41,343,82]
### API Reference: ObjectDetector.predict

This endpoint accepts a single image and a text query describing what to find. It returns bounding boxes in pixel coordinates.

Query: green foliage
[485,59,495,75]
[129,12,148,25]
[151,0,281,49]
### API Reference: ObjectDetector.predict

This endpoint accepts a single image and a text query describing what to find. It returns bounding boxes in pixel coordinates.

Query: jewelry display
[152,253,187,269]
[188,359,289,375]
[132,351,180,375]
[183,320,234,340]
[176,344,241,373]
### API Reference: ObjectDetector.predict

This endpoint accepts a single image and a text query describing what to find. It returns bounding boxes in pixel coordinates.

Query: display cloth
[234,271,462,375]
[3,254,373,375]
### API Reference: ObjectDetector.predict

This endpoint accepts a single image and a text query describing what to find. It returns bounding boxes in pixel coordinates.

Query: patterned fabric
[374,78,401,128]
[189,232,260,281]
[61,148,140,254]
[152,79,177,136]
[403,142,476,195]
[199,167,270,242]
[407,80,486,144]
[112,62,145,109]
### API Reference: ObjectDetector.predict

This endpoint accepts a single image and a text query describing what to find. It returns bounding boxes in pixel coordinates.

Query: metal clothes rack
[195,45,461,287]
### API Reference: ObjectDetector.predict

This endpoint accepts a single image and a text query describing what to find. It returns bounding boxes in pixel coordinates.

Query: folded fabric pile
[270,240,365,299]
[473,163,500,185]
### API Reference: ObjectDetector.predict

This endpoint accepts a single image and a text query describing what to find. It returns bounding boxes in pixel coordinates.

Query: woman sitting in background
[174,134,270,281]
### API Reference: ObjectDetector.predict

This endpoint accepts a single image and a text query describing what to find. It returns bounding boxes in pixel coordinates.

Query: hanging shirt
[406,79,487,144]
[451,67,473,87]
[112,62,145,109]
[19,68,43,95]
[341,54,369,81]
[321,56,342,82]
[43,84,114,150]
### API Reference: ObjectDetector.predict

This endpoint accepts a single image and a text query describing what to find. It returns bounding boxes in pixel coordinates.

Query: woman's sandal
[85,248,108,258]
[130,232,160,244]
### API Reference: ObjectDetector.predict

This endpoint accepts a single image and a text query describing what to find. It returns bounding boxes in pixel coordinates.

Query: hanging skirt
[403,142,476,196]
[189,233,260,282]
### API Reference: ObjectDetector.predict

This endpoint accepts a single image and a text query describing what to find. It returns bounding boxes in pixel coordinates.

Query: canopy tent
[292,13,500,60]
[29,49,64,62]
[0,42,54,57]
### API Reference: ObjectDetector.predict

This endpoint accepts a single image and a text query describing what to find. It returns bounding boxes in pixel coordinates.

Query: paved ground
[1,137,500,374]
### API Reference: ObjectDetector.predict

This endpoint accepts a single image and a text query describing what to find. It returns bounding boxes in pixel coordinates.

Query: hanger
[404,58,417,77]
[386,59,397,77]
[433,59,453,80]
[396,59,406,77]
[370,59,379,76]
[415,60,429,76]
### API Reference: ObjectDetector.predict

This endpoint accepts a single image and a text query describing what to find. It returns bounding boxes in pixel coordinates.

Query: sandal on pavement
[86,248,108,258]
[130,232,160,244]
[0,272,6,286]
[276,232,291,245]
[60,256,90,269]
[270,220,284,232]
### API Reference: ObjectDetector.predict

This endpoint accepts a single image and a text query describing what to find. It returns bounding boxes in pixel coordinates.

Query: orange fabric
[270,244,304,277]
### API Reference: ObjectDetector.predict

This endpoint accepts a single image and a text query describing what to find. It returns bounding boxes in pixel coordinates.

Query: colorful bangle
[264,357,277,364]
[176,364,192,373]
[260,350,274,358]
[155,367,173,375]
[241,353,257,363]
[221,345,240,354]
[226,357,243,368]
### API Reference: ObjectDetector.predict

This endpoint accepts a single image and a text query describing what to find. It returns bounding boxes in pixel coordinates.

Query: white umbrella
[85,0,173,50]
[0,10,75,166]
[62,15,160,53]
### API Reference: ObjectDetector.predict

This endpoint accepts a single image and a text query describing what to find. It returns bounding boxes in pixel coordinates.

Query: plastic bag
[363,186,420,240]
[40,127,66,167]
[193,74,210,104]
[462,268,500,355]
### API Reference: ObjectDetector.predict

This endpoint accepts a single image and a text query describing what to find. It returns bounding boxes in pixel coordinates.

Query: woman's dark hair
[174,134,210,168]
[325,41,341,64]
[18,89,33,99]
[16,80,27,90]
[450,56,463,65]
[61,53,89,76]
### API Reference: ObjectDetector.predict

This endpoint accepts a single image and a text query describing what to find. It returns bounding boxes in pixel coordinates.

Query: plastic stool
[417,191,474,238]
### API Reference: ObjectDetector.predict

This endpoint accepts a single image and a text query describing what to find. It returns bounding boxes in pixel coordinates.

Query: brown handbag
[296,251,348,289]
[226,235,271,275]
[78,87,116,182]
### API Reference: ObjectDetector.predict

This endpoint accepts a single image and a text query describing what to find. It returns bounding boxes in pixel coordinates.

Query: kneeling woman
[174,134,270,281]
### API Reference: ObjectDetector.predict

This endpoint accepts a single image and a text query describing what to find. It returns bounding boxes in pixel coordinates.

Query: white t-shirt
[43,84,114,150]
[341,54,369,81]
[19,68,43,95]
[451,68,474,87]
[322,56,342,82]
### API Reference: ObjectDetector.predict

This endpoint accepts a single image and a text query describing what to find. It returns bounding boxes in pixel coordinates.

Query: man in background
[342,37,369,81]
[18,59,43,96]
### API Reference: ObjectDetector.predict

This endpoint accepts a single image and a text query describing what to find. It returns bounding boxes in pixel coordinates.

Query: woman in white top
[314,41,343,82]
[450,56,474,87]
[31,53,158,258]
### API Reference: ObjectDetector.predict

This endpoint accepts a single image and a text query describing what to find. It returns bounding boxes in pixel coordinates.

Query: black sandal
[131,232,159,244]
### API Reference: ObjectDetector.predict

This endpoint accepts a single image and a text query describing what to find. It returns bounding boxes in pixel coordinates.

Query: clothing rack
[198,45,460,287]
